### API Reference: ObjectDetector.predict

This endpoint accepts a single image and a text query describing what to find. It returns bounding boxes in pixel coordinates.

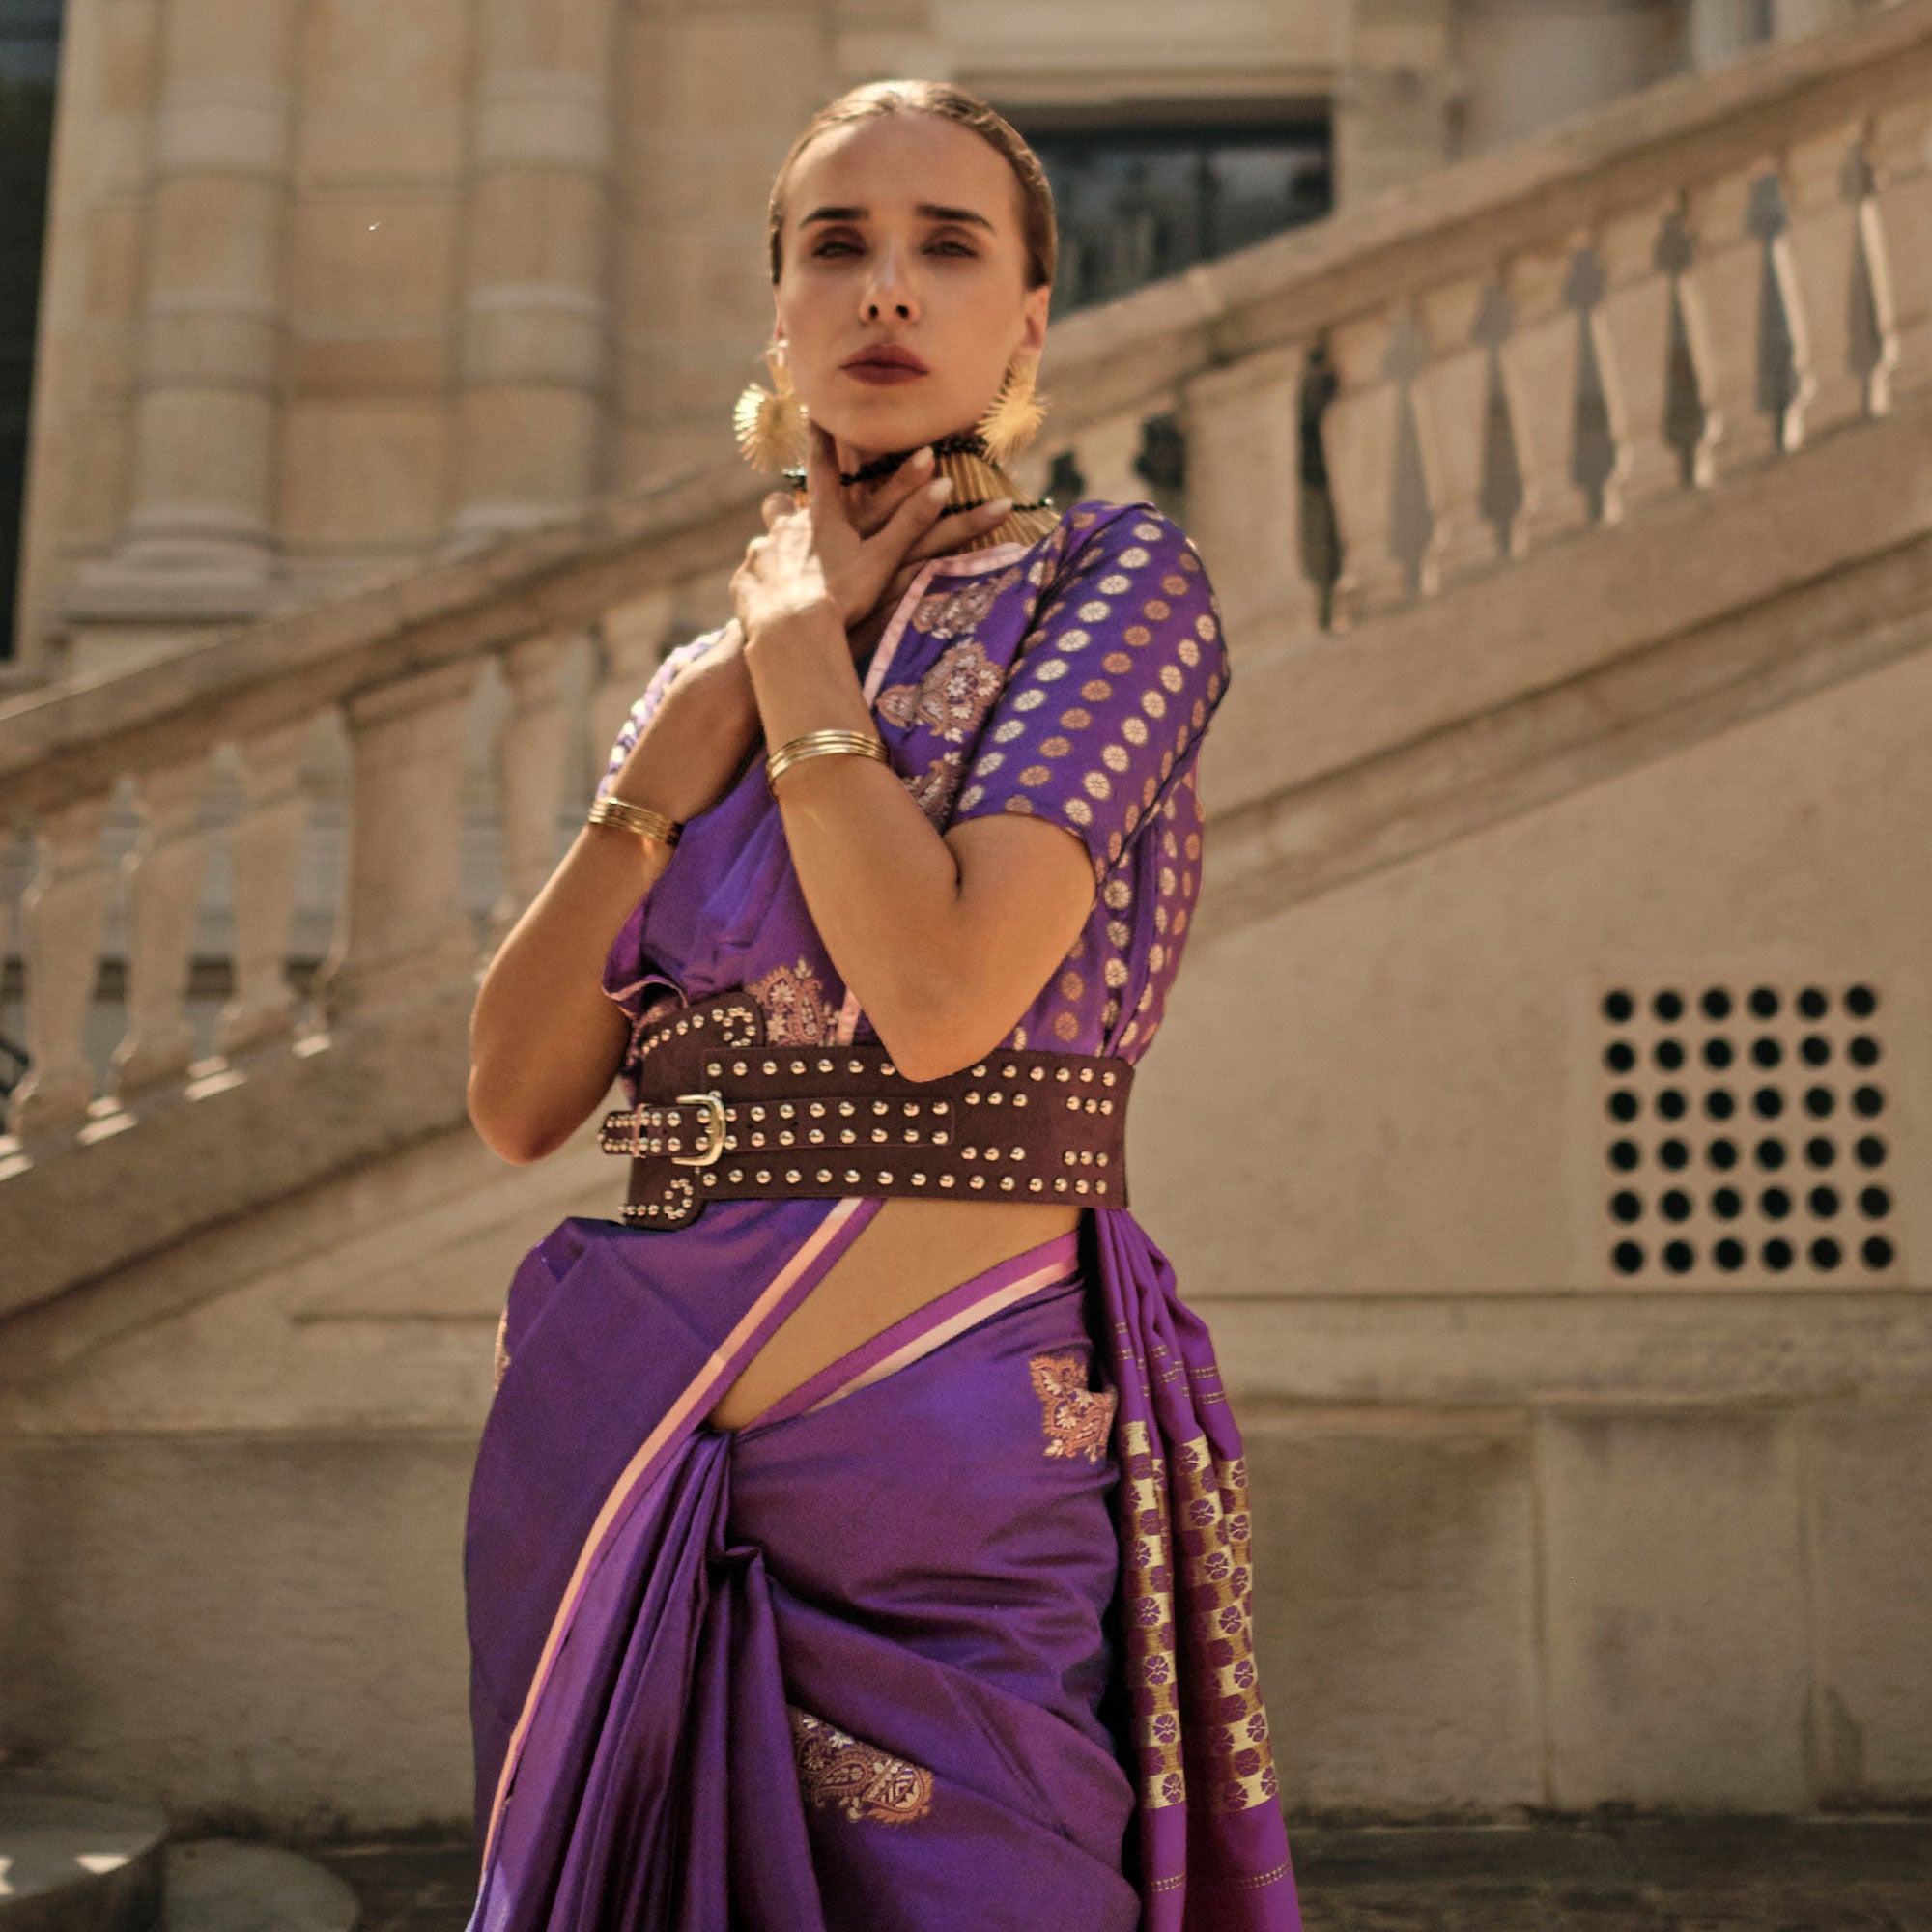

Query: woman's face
[772,111,1050,465]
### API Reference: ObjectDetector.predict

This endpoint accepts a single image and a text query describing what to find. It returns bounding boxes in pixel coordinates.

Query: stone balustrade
[2,0,1929,1307]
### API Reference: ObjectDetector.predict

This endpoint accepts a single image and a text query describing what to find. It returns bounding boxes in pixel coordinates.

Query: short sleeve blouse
[592,499,1230,1074]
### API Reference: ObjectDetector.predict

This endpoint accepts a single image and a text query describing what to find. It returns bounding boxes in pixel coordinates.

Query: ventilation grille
[1597,981,1897,1285]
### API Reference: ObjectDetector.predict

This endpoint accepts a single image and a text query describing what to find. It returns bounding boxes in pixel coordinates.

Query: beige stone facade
[9,0,1867,686]
[0,0,1928,1842]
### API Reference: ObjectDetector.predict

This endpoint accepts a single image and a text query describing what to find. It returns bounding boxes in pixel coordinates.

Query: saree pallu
[466,1199,1302,1932]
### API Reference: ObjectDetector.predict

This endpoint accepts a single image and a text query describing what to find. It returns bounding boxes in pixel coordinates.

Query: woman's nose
[863,245,918,323]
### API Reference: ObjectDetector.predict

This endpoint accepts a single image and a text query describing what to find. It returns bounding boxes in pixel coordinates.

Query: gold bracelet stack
[586,794,682,847]
[765,728,891,793]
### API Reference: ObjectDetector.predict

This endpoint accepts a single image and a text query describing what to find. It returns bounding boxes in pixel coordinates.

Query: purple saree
[466,501,1302,1931]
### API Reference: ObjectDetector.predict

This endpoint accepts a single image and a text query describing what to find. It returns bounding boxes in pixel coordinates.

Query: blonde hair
[767,79,1057,291]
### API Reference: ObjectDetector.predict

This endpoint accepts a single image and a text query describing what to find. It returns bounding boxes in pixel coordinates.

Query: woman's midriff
[703,1194,1085,1432]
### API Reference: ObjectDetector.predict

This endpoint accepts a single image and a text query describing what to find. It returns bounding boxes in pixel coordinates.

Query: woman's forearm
[467,656,760,1163]
[742,602,1070,1079]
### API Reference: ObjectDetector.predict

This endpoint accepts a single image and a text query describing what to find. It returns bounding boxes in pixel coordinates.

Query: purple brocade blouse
[595,499,1227,1087]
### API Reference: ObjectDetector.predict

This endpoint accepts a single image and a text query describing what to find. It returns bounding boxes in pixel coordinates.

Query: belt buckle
[671,1090,727,1168]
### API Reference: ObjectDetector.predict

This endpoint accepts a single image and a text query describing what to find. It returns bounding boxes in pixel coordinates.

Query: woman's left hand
[731,424,1002,642]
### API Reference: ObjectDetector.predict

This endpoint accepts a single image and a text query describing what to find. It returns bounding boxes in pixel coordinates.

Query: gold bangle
[764,729,891,793]
[587,794,682,847]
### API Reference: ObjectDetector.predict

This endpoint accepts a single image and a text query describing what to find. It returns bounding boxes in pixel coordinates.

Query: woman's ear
[1018,283,1050,357]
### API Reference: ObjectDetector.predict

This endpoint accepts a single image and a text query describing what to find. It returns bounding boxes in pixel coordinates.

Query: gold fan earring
[732,342,811,474]
[974,356,1048,465]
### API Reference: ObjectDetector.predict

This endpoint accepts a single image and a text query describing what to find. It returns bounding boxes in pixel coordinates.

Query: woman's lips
[843,362,926,385]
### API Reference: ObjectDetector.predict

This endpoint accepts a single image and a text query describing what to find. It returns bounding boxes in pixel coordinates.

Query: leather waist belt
[598,988,1132,1228]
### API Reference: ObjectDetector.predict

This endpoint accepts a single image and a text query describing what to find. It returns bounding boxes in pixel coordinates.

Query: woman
[464,79,1301,1932]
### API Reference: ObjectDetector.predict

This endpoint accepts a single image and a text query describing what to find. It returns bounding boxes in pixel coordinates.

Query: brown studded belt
[598,988,1132,1228]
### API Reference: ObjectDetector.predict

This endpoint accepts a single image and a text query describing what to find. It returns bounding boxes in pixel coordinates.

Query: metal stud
[817,1058,835,1073]
[810,1102,826,1118]
[1000,1176,1016,1191]
[873,1100,889,1116]
[845,1168,861,1183]
[780,1103,796,1120]
[962,1146,977,1160]
[703,1173,717,1186]
[763,1060,778,1075]
[969,1175,985,1189]
[1080,1068,1094,1083]
[940,1175,955,1188]
[785,1169,801,1183]
[707,1063,722,1077]
[912,1173,927,1185]
[971,1064,987,1077]
[878,1171,893,1185]
[1002,1064,1017,1079]
[810,1128,825,1145]
[1096,1180,1108,1194]
[1076,1179,1090,1193]
[848,1059,865,1074]
[988,1092,1004,1106]
[1030,1066,1045,1082]
[751,1105,767,1122]
[1013,1094,1028,1108]
[839,1101,856,1117]
[818,1168,833,1182]
[1102,1071,1117,1087]
[1057,1068,1072,1083]
[871,1128,887,1143]
[1029,1177,1044,1192]
[755,1169,771,1183]
[841,1128,856,1144]
[966,1091,981,1106]
[881,1062,896,1077]
[1011,1147,1024,1161]
[903,1101,919,1116]
[728,1168,744,1182]
[780,1131,795,1147]
[733,1061,749,1076]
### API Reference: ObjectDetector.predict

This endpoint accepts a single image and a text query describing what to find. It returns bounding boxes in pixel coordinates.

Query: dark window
[1009,110,1332,314]
[0,0,62,661]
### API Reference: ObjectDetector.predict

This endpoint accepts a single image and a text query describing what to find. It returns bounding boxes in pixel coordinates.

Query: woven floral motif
[908,569,1020,642]
[1028,1350,1119,1463]
[902,750,967,824]
[786,1706,934,1825]
[877,639,1007,742]
[747,957,835,1045]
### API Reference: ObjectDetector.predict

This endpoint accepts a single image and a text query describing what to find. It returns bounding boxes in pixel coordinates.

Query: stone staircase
[1,0,1930,1831]
[0,1780,356,1932]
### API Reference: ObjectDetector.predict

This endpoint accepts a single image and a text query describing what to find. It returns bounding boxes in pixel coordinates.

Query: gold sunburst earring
[732,341,811,474]
[974,355,1048,465]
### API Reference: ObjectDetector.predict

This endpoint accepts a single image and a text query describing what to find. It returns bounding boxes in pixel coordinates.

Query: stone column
[1181,345,1317,651]
[312,661,482,1023]
[80,0,300,627]
[446,0,618,549]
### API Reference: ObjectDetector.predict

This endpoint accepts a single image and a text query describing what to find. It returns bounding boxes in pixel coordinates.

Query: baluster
[1678,164,1784,478]
[1410,273,1496,586]
[1592,196,1685,516]
[215,717,313,1059]
[313,660,483,1022]
[595,591,673,775]
[1495,240,1592,549]
[1070,416,1149,508]
[108,753,213,1100]
[6,792,114,1142]
[491,631,574,947]
[1180,343,1316,648]
[1866,97,1931,400]
[1322,305,1404,628]
[1779,122,1869,438]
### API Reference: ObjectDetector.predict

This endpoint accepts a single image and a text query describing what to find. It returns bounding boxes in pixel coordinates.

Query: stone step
[0,1780,167,1932]
[161,1843,356,1932]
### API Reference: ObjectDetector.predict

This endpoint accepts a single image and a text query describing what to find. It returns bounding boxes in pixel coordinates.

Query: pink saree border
[481,1191,882,1863]
[735,1227,1082,1436]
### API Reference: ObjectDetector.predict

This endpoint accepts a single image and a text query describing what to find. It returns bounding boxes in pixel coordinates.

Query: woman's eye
[811,239,861,257]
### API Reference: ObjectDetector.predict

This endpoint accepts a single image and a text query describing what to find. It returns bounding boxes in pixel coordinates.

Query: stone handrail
[1,0,1929,1293]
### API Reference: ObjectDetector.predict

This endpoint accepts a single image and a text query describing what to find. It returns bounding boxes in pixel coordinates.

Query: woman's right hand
[611,448,1014,823]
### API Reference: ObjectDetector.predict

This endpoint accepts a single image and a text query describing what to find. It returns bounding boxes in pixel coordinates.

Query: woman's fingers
[899,496,1014,565]
[849,445,936,537]
[759,490,794,531]
[869,474,954,573]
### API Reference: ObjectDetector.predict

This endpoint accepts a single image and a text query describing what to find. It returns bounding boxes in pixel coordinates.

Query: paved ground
[307,1816,1932,1931]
